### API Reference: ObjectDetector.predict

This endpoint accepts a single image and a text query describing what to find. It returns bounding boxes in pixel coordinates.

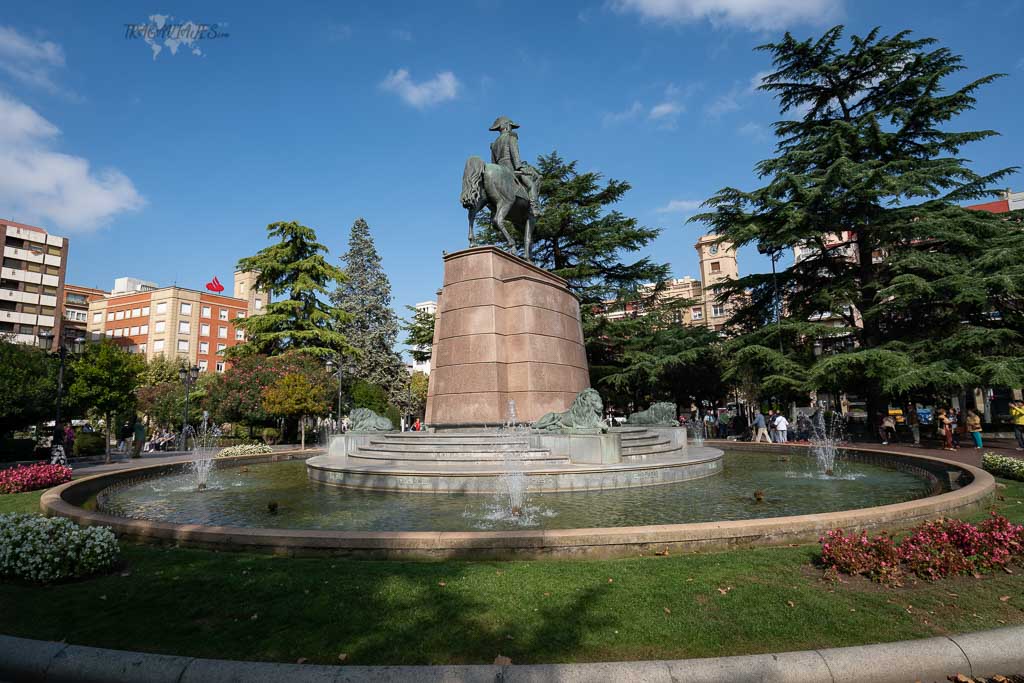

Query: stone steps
[364,440,531,452]
[350,450,569,465]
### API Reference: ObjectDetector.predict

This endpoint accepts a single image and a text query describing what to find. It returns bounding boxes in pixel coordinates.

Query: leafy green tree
[66,340,145,459]
[695,26,1021,424]
[349,379,389,415]
[0,339,58,437]
[230,221,353,358]
[409,371,429,419]
[403,305,435,364]
[332,218,405,398]
[262,373,330,450]
[144,355,188,386]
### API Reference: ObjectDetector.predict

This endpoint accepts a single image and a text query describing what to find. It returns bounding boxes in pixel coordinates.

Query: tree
[694,26,1021,425]
[66,340,145,459]
[409,371,429,418]
[0,339,58,437]
[144,355,188,386]
[403,305,435,364]
[262,373,330,450]
[229,221,353,359]
[332,218,405,398]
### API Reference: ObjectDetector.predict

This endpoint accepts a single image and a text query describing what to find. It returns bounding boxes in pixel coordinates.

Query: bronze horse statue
[460,156,535,263]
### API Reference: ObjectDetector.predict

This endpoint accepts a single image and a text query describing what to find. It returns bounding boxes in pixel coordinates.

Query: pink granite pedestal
[425,246,590,428]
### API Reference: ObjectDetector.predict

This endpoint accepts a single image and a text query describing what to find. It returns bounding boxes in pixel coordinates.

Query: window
[66,293,87,305]
[46,245,61,257]
[710,261,721,274]
[44,265,59,277]
[712,304,725,318]
[198,360,208,372]
[114,329,123,337]
[180,302,192,316]
[199,341,209,354]
[130,326,139,335]
[26,262,41,274]
[138,343,146,354]
[41,285,57,297]
[155,321,166,333]
[141,306,150,316]
[235,329,244,340]
[156,302,167,314]
[133,308,142,317]
[105,330,114,337]
[23,283,39,293]
[254,299,262,310]
[140,324,148,335]
[115,310,125,320]
[217,343,226,352]
[215,362,225,373]
[107,312,114,322]
[39,306,55,316]
[93,312,102,323]
[201,306,211,318]
[200,323,210,336]
[22,303,37,314]
[218,326,227,338]
[691,307,703,320]
[235,311,245,319]
[154,339,164,352]
[218,308,228,320]
[177,340,189,352]
[178,321,190,334]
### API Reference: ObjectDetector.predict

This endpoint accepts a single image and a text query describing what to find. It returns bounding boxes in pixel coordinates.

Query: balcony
[41,274,59,287]
[5,226,46,244]
[0,310,37,325]
[3,245,44,264]
[1,267,41,285]
[43,254,61,267]
[0,289,38,305]
[39,294,57,307]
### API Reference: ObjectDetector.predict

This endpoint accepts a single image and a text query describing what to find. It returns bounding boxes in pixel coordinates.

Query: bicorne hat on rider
[489,116,520,131]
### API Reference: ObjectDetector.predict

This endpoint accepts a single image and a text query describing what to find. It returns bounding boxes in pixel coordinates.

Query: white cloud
[737,121,769,141]
[0,25,72,96]
[611,0,843,31]
[380,68,460,109]
[0,93,145,232]
[649,101,683,120]
[603,101,643,126]
[656,199,703,214]
[705,89,741,117]
[748,69,772,93]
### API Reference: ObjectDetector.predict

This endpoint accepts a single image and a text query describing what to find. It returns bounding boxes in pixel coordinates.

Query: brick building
[0,219,68,349]
[61,284,106,348]
[86,271,267,373]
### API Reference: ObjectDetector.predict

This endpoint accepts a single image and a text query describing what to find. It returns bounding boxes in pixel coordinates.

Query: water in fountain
[689,418,706,447]
[189,415,220,491]
[809,410,845,476]
[499,400,526,517]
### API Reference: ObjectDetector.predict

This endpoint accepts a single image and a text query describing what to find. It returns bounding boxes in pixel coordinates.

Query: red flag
[205,276,224,293]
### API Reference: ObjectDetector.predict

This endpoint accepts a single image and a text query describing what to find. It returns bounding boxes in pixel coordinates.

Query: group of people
[930,407,984,451]
[752,409,792,443]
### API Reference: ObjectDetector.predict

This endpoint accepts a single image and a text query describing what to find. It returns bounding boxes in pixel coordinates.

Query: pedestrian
[948,407,961,449]
[907,404,921,447]
[118,421,131,453]
[773,412,789,443]
[796,412,811,442]
[879,414,896,445]
[965,409,983,450]
[767,410,778,442]
[753,410,770,443]
[131,419,146,459]
[63,423,76,455]
[936,408,954,451]
[413,417,422,431]
[1012,400,1024,451]
[717,410,731,439]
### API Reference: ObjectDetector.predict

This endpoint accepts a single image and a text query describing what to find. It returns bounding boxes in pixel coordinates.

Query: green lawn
[0,489,44,515]
[0,479,1022,665]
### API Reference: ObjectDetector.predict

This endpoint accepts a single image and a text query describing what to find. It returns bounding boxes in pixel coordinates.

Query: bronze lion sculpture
[627,402,679,426]
[349,407,394,432]
[533,388,607,433]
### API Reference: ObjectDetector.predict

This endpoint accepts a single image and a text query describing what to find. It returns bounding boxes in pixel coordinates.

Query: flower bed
[0,462,72,494]
[820,513,1024,584]
[217,443,274,458]
[0,513,119,583]
[982,452,1024,482]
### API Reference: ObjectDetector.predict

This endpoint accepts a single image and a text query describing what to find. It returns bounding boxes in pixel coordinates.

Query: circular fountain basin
[40,445,994,559]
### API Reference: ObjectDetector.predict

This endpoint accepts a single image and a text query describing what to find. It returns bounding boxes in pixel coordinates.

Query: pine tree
[332,218,405,399]
[229,221,352,359]
[695,26,1022,423]
[403,305,435,364]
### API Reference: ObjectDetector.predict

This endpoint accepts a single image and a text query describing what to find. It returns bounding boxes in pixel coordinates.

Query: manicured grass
[0,489,44,515]
[0,479,1022,665]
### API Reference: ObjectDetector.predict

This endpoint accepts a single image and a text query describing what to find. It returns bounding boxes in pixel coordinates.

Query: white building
[410,300,436,375]
[0,219,68,349]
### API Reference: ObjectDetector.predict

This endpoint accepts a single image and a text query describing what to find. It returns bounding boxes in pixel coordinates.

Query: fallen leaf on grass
[999,595,1011,602]
[663,607,671,615]
[786,601,795,608]
[494,655,512,665]
[1004,567,1014,574]
[438,581,447,587]
[607,578,614,583]
[717,587,733,595]
[543,592,551,597]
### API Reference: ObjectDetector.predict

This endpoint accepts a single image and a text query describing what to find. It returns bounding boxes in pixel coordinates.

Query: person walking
[717,410,731,439]
[1012,400,1024,451]
[131,419,146,459]
[965,409,983,450]
[949,407,961,449]
[879,414,896,445]
[907,405,921,447]
[936,408,954,451]
[753,410,770,443]
[773,412,789,443]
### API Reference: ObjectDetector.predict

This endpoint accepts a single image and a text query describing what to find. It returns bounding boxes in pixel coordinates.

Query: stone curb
[1,627,1022,682]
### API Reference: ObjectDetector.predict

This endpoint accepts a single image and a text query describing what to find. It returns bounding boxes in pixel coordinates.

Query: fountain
[189,415,219,492]
[689,418,706,447]
[809,410,845,476]
[498,401,527,518]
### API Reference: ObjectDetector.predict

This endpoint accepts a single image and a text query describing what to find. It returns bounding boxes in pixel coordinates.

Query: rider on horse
[489,116,540,214]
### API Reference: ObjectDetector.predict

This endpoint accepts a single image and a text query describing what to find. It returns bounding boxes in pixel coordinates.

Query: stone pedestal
[425,246,590,427]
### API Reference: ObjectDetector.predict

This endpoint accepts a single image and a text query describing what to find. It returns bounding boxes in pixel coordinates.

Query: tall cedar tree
[694,26,1021,423]
[332,218,406,400]
[475,152,671,386]
[230,221,352,359]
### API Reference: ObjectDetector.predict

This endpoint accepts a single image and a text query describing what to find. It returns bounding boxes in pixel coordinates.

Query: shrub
[982,452,1024,481]
[261,427,280,445]
[0,438,38,463]
[72,432,106,457]
[820,513,1024,584]
[217,443,273,458]
[0,462,72,494]
[0,513,119,583]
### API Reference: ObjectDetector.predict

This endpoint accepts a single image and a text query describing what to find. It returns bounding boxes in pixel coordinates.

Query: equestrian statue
[460,116,541,263]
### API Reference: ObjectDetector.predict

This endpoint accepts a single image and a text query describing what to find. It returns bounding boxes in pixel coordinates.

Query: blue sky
[2,0,1022,348]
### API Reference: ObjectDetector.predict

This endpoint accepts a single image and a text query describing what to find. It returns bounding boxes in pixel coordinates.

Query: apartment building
[410,300,437,375]
[0,220,68,349]
[86,271,267,373]
[600,234,740,331]
[61,284,106,348]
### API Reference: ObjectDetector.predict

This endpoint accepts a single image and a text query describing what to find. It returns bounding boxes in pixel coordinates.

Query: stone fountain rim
[39,446,995,560]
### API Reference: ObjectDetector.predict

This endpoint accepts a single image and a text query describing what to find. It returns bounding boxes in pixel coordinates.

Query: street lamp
[37,331,85,463]
[326,357,343,432]
[178,365,200,450]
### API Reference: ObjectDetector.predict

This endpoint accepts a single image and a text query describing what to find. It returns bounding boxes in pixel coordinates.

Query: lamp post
[326,357,343,432]
[178,364,200,451]
[37,331,85,464]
